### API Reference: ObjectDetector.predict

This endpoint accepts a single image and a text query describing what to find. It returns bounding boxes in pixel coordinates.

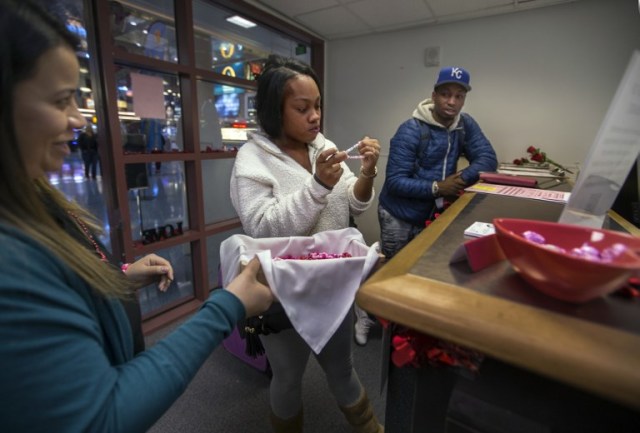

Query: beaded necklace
[67,211,108,263]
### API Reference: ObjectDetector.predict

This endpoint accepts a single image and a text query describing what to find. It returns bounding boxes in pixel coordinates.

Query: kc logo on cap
[434,66,471,91]
[450,67,464,78]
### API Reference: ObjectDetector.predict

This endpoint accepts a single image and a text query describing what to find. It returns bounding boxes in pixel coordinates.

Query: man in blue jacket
[356,66,497,345]
[378,66,497,259]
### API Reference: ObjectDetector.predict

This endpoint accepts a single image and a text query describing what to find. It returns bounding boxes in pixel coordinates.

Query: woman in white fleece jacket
[230,54,383,433]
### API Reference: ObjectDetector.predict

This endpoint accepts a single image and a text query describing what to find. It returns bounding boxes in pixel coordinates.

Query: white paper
[497,168,562,178]
[130,73,166,119]
[559,51,640,228]
[464,221,495,238]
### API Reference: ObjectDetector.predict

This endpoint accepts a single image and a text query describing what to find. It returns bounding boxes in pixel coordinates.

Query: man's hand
[437,172,466,198]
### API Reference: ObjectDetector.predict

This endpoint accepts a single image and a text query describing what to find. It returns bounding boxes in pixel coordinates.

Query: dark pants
[377,205,424,259]
[82,150,99,179]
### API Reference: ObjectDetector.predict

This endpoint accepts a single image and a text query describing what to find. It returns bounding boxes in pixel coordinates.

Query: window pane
[137,242,194,315]
[196,80,257,150]
[115,66,183,154]
[192,0,311,76]
[110,0,178,63]
[47,153,111,252]
[128,162,188,247]
[202,159,237,224]
[43,0,111,252]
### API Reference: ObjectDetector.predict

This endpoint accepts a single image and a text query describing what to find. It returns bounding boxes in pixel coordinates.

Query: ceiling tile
[425,0,514,18]
[257,0,340,18]
[295,6,371,39]
[347,0,433,29]
[252,0,582,40]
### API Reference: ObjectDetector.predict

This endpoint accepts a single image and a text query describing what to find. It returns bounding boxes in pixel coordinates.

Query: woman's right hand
[315,148,348,189]
[225,257,274,317]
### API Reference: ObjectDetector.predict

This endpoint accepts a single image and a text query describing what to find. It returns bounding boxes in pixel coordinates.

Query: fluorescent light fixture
[226,15,256,29]
[78,108,140,121]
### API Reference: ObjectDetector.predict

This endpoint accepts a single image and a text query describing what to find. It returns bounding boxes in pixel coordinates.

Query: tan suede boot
[269,409,303,433]
[339,390,384,433]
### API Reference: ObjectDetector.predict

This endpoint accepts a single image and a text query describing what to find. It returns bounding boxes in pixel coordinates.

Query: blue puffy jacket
[379,113,497,226]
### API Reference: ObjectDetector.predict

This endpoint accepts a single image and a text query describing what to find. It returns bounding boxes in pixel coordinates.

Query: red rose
[531,152,545,163]
[518,146,573,174]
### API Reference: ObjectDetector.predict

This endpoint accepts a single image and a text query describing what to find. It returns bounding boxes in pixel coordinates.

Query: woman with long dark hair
[0,1,273,431]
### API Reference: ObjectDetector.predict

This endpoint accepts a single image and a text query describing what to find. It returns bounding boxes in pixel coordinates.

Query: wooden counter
[357,192,640,412]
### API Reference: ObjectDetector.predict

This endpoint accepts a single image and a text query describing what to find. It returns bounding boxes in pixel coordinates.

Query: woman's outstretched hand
[226,257,274,318]
[123,253,174,291]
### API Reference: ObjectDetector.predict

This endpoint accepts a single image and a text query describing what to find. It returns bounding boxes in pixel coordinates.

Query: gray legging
[260,309,363,419]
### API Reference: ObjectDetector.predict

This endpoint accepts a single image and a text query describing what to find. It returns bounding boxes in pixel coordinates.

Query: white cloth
[220,227,380,354]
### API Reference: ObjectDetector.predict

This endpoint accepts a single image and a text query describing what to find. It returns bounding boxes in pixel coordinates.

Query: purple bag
[222,327,271,374]
[218,264,270,374]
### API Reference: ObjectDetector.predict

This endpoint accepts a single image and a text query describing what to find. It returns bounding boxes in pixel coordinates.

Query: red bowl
[493,218,640,303]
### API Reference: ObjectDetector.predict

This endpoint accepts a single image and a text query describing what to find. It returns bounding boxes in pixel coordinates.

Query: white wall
[324,0,640,244]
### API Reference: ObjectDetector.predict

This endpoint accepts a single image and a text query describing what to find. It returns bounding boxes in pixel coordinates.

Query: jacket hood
[412,98,460,131]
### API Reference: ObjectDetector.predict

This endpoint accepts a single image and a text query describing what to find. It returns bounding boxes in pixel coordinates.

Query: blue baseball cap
[434,66,471,91]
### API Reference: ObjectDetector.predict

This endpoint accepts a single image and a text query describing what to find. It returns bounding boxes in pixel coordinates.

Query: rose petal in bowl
[493,218,640,303]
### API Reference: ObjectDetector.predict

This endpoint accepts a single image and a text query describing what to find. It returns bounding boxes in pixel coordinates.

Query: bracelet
[313,173,333,190]
[121,263,131,273]
[360,166,377,179]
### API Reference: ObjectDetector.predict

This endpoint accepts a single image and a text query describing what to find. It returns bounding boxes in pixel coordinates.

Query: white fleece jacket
[230,131,374,238]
